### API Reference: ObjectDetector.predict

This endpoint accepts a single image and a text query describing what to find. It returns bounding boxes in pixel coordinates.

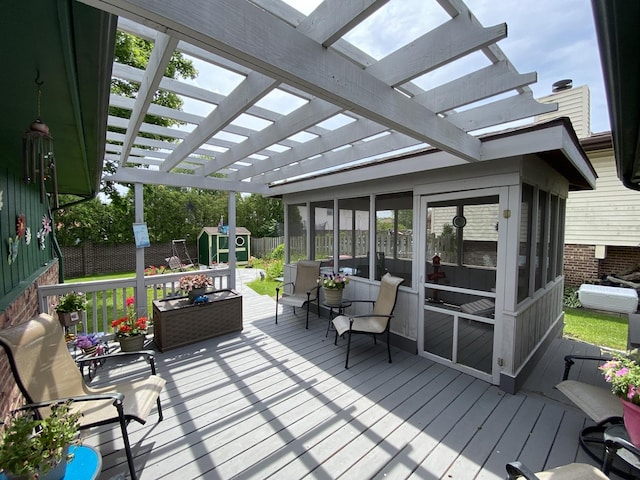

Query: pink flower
[616,367,630,377]
[126,296,135,307]
[628,385,638,401]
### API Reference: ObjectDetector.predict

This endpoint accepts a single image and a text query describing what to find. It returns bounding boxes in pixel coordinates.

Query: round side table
[0,444,101,480]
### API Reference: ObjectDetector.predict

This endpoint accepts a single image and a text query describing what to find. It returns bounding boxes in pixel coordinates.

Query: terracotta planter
[323,287,343,305]
[117,334,145,352]
[622,399,640,447]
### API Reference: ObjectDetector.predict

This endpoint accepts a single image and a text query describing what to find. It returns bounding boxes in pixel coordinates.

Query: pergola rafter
[80,0,557,192]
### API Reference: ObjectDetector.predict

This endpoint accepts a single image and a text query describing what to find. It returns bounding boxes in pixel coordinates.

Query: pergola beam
[82,0,482,162]
[118,31,178,166]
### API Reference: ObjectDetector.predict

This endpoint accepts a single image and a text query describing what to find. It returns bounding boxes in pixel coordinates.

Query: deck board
[83,283,616,479]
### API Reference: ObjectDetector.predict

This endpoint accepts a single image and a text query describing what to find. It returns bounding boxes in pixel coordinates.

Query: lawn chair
[275,260,321,329]
[332,273,403,368]
[0,314,166,480]
[555,354,623,466]
[506,461,609,479]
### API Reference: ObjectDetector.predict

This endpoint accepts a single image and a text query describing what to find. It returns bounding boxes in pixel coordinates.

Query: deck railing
[37,267,231,339]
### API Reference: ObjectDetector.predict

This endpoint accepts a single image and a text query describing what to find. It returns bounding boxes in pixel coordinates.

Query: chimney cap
[552,79,573,92]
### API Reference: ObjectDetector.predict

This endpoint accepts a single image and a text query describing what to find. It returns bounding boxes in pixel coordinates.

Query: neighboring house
[538,84,640,287]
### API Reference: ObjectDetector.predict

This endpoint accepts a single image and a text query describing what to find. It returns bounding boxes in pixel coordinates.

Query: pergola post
[228,191,236,289]
[134,182,147,317]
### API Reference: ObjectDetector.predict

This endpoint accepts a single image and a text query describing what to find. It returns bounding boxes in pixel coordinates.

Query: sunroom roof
[83,0,567,195]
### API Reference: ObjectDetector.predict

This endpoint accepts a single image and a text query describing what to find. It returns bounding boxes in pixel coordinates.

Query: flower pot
[622,399,640,447]
[323,287,343,305]
[117,334,145,352]
[57,311,82,327]
[188,288,207,303]
[82,345,98,356]
[5,445,69,480]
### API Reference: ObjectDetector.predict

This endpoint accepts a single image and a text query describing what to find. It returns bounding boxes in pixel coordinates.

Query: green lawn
[563,307,628,351]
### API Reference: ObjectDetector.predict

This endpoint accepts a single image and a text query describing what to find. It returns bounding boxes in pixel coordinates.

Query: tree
[54,196,124,245]
[104,31,197,200]
[237,194,283,237]
[56,30,200,244]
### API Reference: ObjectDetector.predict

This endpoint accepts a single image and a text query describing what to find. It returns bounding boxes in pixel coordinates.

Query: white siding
[566,148,640,246]
[537,85,591,138]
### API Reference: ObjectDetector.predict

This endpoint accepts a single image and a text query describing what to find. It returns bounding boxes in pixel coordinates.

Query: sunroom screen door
[419,189,505,384]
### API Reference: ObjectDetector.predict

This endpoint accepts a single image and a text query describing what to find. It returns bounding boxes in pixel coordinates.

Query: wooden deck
[85,284,617,480]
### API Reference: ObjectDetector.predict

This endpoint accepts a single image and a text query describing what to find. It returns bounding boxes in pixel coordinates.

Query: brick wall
[564,244,640,287]
[0,261,59,421]
[60,241,198,278]
[600,246,640,277]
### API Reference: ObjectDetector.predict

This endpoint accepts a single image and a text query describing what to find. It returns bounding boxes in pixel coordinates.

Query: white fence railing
[37,268,231,339]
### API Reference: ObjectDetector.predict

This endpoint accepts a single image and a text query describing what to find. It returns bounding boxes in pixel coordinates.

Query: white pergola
[79,0,556,195]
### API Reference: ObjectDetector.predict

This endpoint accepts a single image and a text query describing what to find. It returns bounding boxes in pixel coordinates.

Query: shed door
[419,189,506,384]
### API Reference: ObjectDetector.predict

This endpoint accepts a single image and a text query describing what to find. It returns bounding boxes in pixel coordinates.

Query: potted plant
[320,272,349,305]
[0,401,82,480]
[75,333,100,355]
[179,274,214,302]
[54,292,86,328]
[600,349,640,446]
[111,296,148,352]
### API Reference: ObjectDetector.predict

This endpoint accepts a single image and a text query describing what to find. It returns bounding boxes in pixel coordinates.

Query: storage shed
[198,227,252,266]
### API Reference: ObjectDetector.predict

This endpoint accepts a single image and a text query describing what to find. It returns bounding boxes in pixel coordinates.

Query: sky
[278,0,610,134]
[179,0,610,154]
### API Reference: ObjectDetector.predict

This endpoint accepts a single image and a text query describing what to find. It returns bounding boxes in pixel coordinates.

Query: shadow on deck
[84,285,617,480]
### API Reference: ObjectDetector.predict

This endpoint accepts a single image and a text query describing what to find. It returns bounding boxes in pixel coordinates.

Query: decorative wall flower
[16,214,26,239]
[24,227,31,245]
[7,236,19,264]
[0,190,3,211]
[41,215,52,234]
[37,229,46,250]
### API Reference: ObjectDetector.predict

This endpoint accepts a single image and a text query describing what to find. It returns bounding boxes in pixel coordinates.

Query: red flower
[112,298,149,338]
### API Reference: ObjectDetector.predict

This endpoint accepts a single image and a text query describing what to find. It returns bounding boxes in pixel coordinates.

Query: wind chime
[22,73,59,208]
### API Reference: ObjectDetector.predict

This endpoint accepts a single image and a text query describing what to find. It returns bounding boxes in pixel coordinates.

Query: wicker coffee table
[153,289,243,352]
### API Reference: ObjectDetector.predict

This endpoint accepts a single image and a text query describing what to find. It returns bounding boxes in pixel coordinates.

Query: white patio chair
[332,273,404,368]
[506,461,609,479]
[275,260,321,329]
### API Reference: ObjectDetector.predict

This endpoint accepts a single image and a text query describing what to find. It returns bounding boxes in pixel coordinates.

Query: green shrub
[563,287,581,308]
[269,243,284,260]
[265,258,284,280]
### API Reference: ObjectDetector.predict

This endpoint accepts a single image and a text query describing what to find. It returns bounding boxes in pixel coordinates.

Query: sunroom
[274,118,595,392]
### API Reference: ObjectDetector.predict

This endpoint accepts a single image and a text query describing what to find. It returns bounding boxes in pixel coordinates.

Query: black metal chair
[0,314,166,480]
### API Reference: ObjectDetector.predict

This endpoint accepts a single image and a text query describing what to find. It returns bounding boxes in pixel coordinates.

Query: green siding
[0,167,55,308]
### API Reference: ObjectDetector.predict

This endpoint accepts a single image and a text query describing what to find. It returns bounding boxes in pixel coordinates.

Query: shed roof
[201,227,252,236]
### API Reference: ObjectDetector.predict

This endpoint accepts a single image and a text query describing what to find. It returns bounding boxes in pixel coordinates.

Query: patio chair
[275,260,321,329]
[0,313,166,480]
[505,461,609,479]
[555,354,623,465]
[332,273,404,368]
